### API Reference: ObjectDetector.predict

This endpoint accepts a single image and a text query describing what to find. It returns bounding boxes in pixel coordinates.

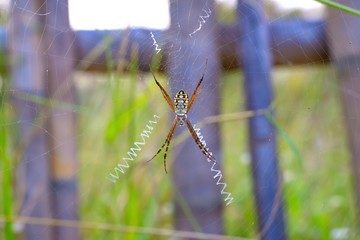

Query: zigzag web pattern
[150,32,162,54]
[108,115,160,182]
[189,3,212,38]
[193,125,234,206]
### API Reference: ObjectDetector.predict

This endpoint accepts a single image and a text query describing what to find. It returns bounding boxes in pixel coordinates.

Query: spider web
[1,0,359,239]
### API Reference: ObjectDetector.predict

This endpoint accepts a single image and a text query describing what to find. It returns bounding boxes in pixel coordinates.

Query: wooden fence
[5,0,360,239]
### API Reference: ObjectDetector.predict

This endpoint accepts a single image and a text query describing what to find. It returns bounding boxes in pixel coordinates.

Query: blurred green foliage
[75,65,357,239]
[1,60,358,239]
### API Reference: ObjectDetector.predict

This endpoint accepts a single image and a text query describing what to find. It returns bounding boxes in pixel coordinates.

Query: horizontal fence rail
[1,19,327,72]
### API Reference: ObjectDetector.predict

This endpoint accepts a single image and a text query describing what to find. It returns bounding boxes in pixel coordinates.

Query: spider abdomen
[174,90,189,116]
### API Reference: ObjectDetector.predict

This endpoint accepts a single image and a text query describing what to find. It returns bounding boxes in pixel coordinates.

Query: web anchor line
[108,115,160,183]
[193,125,234,206]
[13,1,52,16]
[150,32,161,54]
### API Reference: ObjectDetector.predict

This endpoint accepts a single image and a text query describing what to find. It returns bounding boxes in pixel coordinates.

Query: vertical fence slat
[327,1,360,224]
[166,0,223,234]
[44,1,79,239]
[237,1,287,239]
[9,0,53,239]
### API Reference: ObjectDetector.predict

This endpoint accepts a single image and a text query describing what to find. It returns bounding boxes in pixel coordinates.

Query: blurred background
[1,0,360,239]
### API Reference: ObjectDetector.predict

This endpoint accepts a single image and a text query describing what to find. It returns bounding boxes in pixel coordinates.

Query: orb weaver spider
[148,59,216,173]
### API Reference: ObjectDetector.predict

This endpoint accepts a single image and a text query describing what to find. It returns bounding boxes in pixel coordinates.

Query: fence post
[43,0,79,239]
[8,0,53,239]
[166,0,224,234]
[327,1,360,224]
[237,1,287,239]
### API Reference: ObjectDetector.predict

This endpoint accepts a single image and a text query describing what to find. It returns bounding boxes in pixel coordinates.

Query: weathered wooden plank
[327,0,360,224]
[237,1,287,239]
[166,0,224,234]
[8,0,52,239]
[43,0,79,239]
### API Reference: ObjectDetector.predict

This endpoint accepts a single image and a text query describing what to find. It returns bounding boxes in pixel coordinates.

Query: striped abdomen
[174,90,189,115]
[174,90,188,126]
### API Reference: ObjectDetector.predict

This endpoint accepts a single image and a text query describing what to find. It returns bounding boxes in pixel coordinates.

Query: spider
[148,59,216,173]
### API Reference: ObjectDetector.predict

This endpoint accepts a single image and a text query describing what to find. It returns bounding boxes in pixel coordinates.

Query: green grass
[1,64,358,239]
[1,82,15,240]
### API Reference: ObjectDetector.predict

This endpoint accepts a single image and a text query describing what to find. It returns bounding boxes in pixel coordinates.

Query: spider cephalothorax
[148,59,216,173]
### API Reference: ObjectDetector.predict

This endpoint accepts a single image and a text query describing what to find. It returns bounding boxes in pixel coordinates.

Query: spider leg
[184,118,216,162]
[162,120,178,173]
[187,59,208,112]
[150,68,175,111]
[148,118,179,173]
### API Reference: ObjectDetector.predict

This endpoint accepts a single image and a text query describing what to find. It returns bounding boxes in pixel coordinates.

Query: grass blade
[314,0,360,17]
